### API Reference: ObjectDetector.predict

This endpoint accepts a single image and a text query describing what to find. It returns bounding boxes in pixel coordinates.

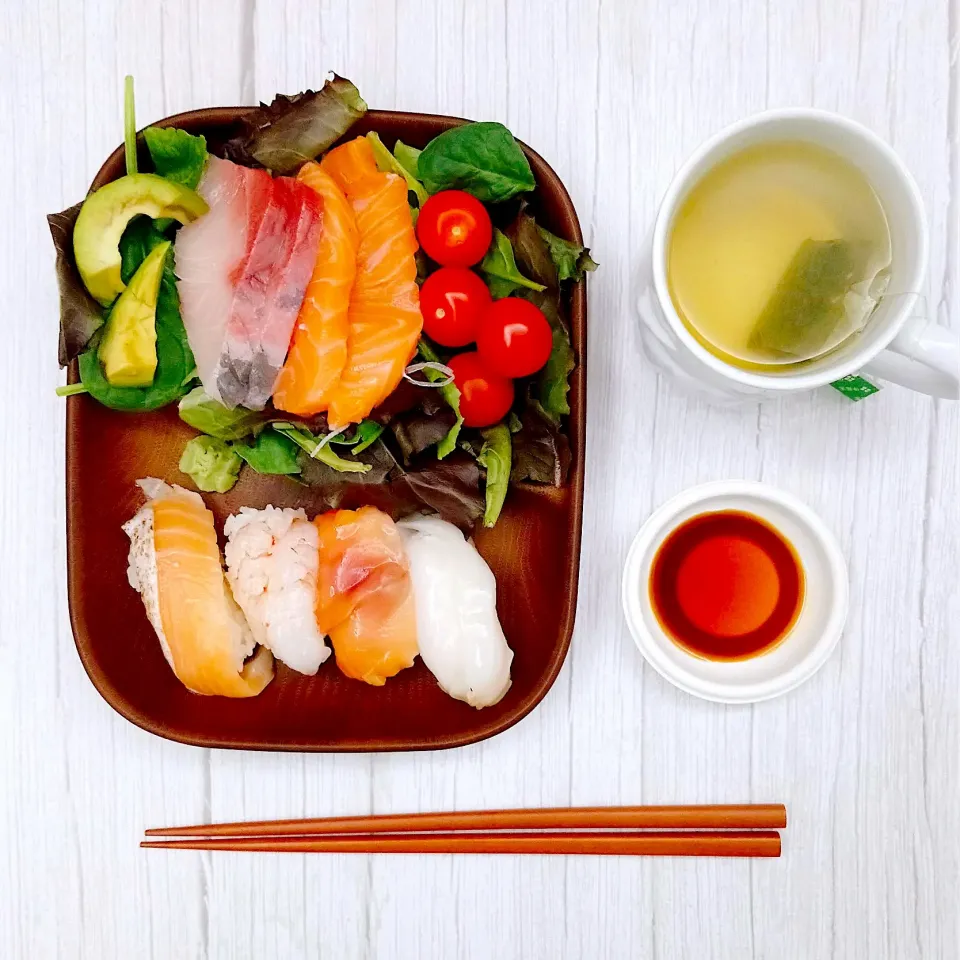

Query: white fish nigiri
[397,516,512,709]
[224,506,330,675]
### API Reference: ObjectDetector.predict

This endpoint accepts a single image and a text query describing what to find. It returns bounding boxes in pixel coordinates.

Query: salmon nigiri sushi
[272,163,359,416]
[313,505,418,686]
[123,479,274,697]
[320,137,422,429]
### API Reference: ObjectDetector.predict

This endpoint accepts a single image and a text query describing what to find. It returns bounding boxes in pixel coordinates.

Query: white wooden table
[3,1,957,956]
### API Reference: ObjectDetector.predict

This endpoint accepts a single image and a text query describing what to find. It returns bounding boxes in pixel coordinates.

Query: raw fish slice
[272,163,359,415]
[314,506,418,686]
[174,156,249,404]
[321,138,422,429]
[398,516,512,708]
[123,479,274,697]
[224,506,330,675]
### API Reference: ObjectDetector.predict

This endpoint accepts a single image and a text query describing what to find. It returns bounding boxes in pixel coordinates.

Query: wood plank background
[1,0,956,956]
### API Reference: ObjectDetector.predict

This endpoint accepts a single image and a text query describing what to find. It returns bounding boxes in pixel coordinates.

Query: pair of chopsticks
[142,804,785,857]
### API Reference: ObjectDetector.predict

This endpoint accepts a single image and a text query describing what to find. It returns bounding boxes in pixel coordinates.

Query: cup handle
[862,317,959,399]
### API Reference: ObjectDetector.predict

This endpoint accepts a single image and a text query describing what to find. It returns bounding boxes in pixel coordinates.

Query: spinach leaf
[178,386,265,440]
[367,132,428,207]
[329,419,385,454]
[417,338,463,457]
[418,122,535,203]
[223,76,367,174]
[49,202,104,366]
[480,229,547,299]
[144,127,208,189]
[393,141,422,179]
[119,216,169,283]
[77,246,195,411]
[178,436,241,493]
[232,429,301,475]
[478,424,511,528]
[537,225,598,283]
[272,422,371,474]
[510,400,572,486]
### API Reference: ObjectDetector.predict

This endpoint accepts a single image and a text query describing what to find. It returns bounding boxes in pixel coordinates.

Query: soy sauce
[649,511,804,661]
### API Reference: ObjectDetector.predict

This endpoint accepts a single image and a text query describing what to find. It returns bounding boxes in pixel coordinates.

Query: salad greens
[178,387,265,440]
[124,76,138,175]
[223,76,367,174]
[538,225,598,283]
[480,229,547,299]
[179,436,242,493]
[478,425,511,528]
[144,127,208,190]
[233,430,302,475]
[417,338,463,457]
[367,132,428,206]
[50,203,104,366]
[419,121,535,203]
[77,245,195,411]
[511,400,572,486]
[393,141,422,179]
[272,422,372,474]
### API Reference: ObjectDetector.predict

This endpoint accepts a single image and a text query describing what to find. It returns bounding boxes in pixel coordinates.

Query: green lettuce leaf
[224,76,367,174]
[393,141,422,179]
[272,422,371,473]
[232,429,301,475]
[418,121,535,203]
[77,245,195,411]
[537,225,598,283]
[480,229,547,299]
[144,127,208,189]
[417,337,463,457]
[178,436,241,493]
[367,132,428,206]
[478,424,511,528]
[177,386,265,440]
[49,202,104,366]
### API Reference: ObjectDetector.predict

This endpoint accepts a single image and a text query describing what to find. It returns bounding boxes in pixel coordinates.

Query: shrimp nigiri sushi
[122,479,274,697]
[224,506,330,675]
[314,505,418,686]
[398,516,513,708]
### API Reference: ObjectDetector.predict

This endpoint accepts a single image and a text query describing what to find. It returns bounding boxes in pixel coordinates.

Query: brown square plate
[66,108,586,751]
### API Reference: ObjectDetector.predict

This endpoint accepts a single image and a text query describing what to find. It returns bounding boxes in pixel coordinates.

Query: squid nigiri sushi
[314,505,418,686]
[398,516,513,709]
[224,506,330,675]
[122,479,274,697]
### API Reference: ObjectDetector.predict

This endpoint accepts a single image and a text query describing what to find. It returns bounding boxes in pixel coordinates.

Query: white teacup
[638,109,959,401]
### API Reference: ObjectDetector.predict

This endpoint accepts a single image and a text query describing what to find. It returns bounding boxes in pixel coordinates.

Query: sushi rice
[224,506,330,675]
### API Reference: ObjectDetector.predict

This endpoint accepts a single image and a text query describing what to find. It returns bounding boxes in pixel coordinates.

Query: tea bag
[749,238,891,362]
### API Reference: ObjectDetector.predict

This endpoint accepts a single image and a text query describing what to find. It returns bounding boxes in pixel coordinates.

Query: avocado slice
[73,173,207,305]
[97,239,170,387]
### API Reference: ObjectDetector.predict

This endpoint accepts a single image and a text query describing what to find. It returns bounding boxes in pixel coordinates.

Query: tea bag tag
[830,374,881,401]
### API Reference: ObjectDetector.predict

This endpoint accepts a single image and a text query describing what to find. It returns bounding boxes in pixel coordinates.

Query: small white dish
[621,481,848,704]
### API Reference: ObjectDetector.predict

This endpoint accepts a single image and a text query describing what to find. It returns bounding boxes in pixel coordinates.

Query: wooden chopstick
[144,803,786,839]
[141,829,781,857]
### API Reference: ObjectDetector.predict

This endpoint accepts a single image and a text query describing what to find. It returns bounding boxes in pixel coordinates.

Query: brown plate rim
[65,107,586,751]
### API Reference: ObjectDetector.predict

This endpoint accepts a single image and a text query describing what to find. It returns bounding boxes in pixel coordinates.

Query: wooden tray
[65,108,586,751]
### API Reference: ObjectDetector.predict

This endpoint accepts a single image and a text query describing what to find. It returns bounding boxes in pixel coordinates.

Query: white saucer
[621,481,848,704]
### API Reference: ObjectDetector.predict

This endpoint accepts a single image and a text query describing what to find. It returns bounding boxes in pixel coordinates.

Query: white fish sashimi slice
[223,506,330,675]
[174,156,248,404]
[397,516,513,709]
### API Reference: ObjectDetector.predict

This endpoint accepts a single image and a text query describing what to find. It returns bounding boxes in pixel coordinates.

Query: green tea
[667,141,891,368]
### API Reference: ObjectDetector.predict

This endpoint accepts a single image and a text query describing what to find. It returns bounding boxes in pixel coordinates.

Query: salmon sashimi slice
[313,506,418,686]
[321,137,422,430]
[123,479,274,697]
[175,158,322,410]
[272,163,359,415]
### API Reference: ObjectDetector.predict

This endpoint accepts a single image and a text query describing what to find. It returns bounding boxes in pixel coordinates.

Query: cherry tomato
[416,190,493,267]
[419,267,492,347]
[476,297,554,378]
[447,352,515,428]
